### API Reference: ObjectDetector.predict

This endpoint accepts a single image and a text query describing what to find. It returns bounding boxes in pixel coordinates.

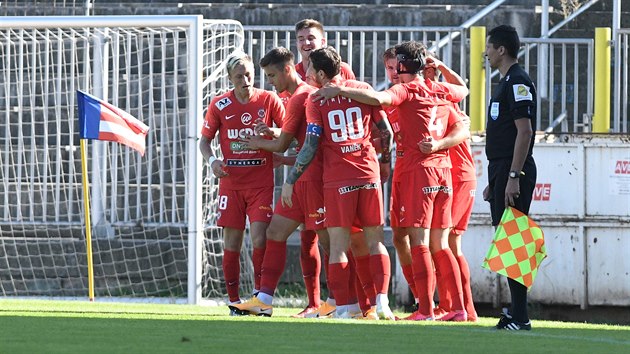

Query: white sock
[376,293,389,305]
[335,305,348,315]
[256,292,274,305]
[348,303,361,313]
[228,299,242,305]
[326,298,336,306]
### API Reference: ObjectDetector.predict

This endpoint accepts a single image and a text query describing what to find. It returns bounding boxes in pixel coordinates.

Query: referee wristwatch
[509,170,524,179]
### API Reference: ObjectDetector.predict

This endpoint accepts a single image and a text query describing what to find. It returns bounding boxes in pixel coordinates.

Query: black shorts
[487,156,537,226]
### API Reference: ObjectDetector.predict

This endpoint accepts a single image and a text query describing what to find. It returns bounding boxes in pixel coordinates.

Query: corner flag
[482,207,547,289]
[77,90,149,155]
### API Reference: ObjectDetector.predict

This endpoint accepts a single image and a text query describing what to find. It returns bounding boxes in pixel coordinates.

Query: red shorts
[216,186,274,230]
[451,179,476,235]
[323,182,384,228]
[389,180,403,228]
[274,180,326,231]
[399,166,452,229]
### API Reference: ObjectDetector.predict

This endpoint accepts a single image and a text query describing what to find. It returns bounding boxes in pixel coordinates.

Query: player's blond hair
[226,51,252,76]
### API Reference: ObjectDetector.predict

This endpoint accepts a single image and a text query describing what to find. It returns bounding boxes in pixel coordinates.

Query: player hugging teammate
[203,19,478,322]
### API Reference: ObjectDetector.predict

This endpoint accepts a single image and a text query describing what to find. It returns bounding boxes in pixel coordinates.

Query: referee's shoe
[495,308,532,331]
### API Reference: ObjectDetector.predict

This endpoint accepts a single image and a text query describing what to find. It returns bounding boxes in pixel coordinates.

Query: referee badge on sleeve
[513,84,533,102]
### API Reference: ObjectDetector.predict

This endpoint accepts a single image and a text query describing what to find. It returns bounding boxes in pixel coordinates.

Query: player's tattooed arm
[375,118,393,164]
[285,123,321,185]
[285,136,318,184]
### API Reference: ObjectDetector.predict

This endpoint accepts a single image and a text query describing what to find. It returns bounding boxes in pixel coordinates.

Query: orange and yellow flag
[482,207,547,289]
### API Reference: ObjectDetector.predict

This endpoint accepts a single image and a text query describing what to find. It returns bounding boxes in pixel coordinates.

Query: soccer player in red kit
[230,47,327,318]
[420,55,478,321]
[381,46,419,307]
[199,53,284,314]
[294,19,355,81]
[283,47,395,320]
[312,41,469,321]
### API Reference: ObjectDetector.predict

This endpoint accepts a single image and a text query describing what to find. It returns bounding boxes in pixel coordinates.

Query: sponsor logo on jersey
[230,141,250,151]
[422,185,452,195]
[215,97,232,110]
[469,189,476,197]
[258,109,266,118]
[225,114,235,120]
[391,121,400,133]
[341,143,362,154]
[614,160,630,174]
[338,182,378,195]
[513,84,533,102]
[225,158,267,167]
[227,128,255,140]
[241,112,253,125]
[258,205,272,211]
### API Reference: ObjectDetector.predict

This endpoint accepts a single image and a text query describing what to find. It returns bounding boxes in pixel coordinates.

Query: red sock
[222,249,241,303]
[300,230,321,308]
[355,272,371,313]
[432,249,464,312]
[328,262,350,306]
[401,264,418,299]
[252,247,265,291]
[369,253,391,295]
[411,245,434,315]
[259,240,285,296]
[347,252,358,304]
[457,254,476,316]
[354,255,376,305]
[435,264,451,312]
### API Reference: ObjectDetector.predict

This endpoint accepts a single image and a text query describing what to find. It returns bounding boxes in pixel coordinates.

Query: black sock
[508,278,529,322]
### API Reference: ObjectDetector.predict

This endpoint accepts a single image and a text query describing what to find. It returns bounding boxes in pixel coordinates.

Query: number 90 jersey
[306,78,385,188]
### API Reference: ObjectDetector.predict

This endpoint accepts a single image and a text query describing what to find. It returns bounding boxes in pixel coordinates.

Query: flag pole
[80,138,96,301]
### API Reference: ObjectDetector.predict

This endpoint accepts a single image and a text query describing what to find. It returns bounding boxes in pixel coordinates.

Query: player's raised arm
[312,84,392,107]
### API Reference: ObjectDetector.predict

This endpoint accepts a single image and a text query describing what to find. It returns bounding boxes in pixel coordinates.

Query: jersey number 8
[328,107,365,143]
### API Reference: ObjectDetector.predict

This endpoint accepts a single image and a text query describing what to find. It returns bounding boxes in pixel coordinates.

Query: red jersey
[385,105,408,182]
[202,88,285,190]
[306,78,385,188]
[295,61,355,81]
[279,82,323,182]
[385,78,466,169]
[448,106,475,182]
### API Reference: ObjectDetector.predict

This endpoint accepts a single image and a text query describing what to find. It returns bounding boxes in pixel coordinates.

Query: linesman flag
[77,90,149,155]
[482,207,547,289]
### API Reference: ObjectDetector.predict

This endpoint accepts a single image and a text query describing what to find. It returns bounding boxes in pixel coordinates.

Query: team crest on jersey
[215,97,232,110]
[513,84,533,102]
[258,109,266,118]
[241,113,253,125]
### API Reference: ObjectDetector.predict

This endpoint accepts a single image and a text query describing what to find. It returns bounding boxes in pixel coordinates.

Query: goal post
[0,16,245,304]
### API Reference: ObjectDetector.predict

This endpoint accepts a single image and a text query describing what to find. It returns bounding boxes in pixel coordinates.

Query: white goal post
[0,16,245,304]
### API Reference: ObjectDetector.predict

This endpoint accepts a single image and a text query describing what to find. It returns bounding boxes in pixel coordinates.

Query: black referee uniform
[486,63,537,226]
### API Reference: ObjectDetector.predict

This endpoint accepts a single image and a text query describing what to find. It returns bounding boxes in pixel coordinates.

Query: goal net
[0,16,247,303]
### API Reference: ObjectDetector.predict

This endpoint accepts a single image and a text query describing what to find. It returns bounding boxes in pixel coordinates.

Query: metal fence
[244,26,599,134]
[243,25,467,91]
[615,29,630,133]
[491,37,595,135]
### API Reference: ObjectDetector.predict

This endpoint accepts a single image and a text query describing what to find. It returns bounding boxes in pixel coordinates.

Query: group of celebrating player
[200,18,478,322]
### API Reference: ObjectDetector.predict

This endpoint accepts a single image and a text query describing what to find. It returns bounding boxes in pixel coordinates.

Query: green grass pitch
[1,299,629,354]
